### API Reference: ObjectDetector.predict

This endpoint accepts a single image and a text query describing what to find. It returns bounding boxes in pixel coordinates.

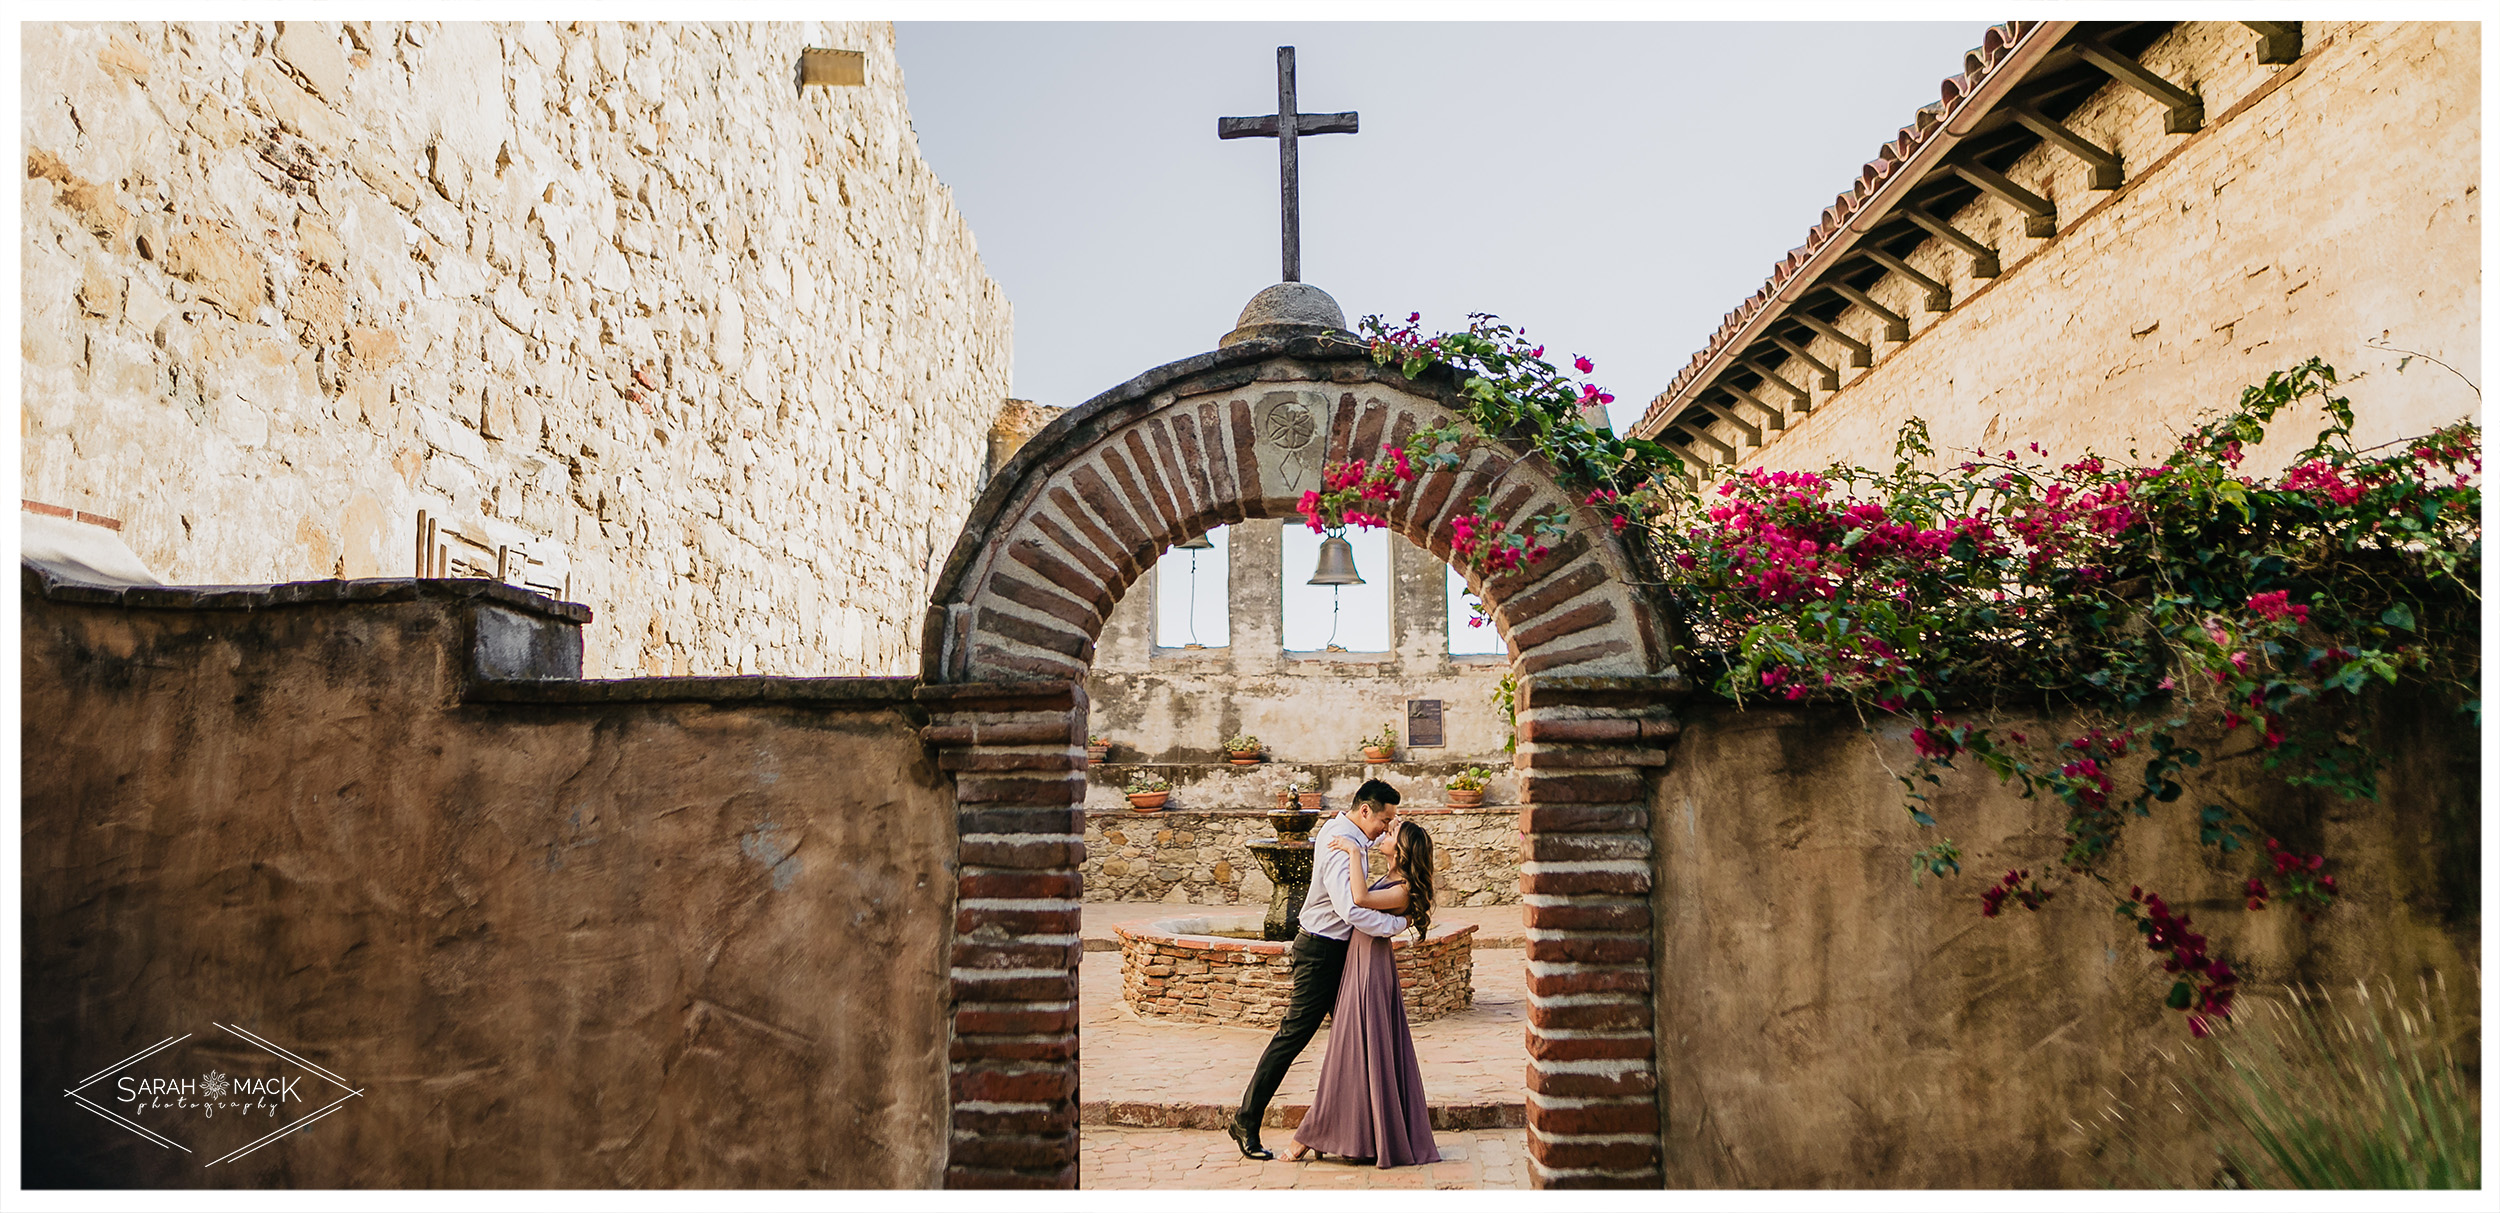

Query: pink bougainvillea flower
[1573,355,1594,374]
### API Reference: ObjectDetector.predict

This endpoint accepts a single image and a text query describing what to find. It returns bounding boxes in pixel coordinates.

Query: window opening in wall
[1447,564,1504,656]
[1281,525,1389,652]
[1154,525,1230,648]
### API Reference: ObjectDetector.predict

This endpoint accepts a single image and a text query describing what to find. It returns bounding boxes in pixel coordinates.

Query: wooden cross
[1218,46,1358,283]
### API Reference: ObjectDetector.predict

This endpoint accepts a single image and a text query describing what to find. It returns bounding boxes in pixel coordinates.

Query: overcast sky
[893,20,1986,429]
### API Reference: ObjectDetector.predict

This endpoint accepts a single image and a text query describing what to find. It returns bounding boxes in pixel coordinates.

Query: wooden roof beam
[1768,334,1842,389]
[1693,396,1765,448]
[2008,98,2123,189]
[1827,282,1910,343]
[1898,203,2000,277]
[1673,424,1740,464]
[2075,35,2203,133]
[1791,315,1873,368]
[2244,21,2301,65]
[1654,436,1710,486]
[1736,357,1814,414]
[1860,248,1951,312]
[1721,383,1788,434]
[1948,160,2057,237]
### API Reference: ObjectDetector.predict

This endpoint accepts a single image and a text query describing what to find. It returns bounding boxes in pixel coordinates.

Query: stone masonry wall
[23,21,1012,677]
[1086,806,1522,909]
[1726,21,2478,479]
[1116,919,1477,1027]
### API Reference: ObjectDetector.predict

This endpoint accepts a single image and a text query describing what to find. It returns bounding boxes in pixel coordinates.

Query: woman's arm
[1327,837,1409,912]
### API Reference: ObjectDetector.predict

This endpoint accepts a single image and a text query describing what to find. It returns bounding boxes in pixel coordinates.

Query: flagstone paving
[1079,903,1527,1125]
[1080,1125,1530,1190]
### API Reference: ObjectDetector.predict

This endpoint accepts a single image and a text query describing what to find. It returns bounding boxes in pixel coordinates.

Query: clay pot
[1445,788,1484,808]
[1228,750,1263,765]
[1086,744,1110,765]
[1362,746,1394,763]
[1127,792,1169,811]
[1297,791,1324,812]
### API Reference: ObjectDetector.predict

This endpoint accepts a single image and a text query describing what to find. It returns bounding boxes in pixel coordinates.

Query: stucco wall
[1650,694,2478,1188]
[22,20,1012,678]
[1730,21,2478,479]
[20,576,956,1187]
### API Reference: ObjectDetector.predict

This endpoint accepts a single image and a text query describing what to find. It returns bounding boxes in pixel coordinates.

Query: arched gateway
[920,289,1685,1189]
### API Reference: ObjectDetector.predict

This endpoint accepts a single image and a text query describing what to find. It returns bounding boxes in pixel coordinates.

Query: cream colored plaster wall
[23,21,1012,676]
[1730,21,2477,478]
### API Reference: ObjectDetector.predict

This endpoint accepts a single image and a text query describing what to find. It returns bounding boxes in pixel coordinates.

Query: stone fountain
[1243,806,1321,940]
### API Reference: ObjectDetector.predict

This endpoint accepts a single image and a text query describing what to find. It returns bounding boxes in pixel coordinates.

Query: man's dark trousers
[1235,930,1350,1132]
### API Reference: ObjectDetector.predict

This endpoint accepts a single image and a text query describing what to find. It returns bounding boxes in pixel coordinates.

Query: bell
[1174,532,1215,551]
[1308,535,1364,585]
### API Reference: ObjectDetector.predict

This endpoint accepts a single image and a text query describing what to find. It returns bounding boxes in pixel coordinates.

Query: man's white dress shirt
[1299,813,1409,940]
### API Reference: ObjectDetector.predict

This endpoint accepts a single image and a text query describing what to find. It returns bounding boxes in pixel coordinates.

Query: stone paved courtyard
[1079,903,1529,1188]
[1081,1126,1529,1190]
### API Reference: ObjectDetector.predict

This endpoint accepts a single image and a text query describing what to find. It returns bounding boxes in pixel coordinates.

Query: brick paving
[1079,902,1530,1187]
[1081,1125,1530,1190]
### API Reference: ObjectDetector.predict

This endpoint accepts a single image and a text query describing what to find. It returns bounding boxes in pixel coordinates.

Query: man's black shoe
[1226,1117,1273,1160]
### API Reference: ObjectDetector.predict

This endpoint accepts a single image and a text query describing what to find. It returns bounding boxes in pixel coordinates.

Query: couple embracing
[1227,780,1440,1168]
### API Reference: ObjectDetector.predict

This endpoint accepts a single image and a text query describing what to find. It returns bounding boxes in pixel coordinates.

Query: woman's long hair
[1395,820,1435,939]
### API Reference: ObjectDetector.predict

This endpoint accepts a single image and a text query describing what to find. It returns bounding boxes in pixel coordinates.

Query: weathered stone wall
[1116,916,1476,1026]
[1651,694,2478,1188]
[1731,21,2478,478]
[1084,518,1516,764]
[20,575,957,1187]
[1084,805,1522,908]
[22,20,1012,678]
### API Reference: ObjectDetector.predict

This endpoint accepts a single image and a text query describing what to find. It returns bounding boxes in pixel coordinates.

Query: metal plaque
[1406,699,1444,748]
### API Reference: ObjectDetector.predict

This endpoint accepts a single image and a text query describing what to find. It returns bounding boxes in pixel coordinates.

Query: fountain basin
[1115,913,1476,1027]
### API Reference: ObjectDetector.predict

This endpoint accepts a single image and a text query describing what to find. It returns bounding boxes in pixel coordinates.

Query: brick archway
[920,334,1681,1189]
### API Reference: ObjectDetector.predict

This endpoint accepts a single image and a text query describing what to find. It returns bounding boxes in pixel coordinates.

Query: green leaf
[2381,604,2416,631]
[2214,478,2252,521]
[2167,981,2195,1010]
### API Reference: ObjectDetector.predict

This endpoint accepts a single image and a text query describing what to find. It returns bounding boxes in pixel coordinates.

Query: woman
[1283,819,1440,1167]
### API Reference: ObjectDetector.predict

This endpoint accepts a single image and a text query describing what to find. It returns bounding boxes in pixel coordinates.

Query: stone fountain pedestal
[1244,807,1321,941]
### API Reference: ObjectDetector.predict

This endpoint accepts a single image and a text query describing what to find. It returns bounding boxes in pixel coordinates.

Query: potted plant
[1086,733,1111,765]
[1360,722,1398,764]
[1290,774,1323,813]
[1225,733,1264,765]
[1445,765,1493,808]
[1125,771,1173,812]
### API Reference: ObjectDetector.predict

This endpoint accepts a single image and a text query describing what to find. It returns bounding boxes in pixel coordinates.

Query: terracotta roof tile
[1648,21,2045,422]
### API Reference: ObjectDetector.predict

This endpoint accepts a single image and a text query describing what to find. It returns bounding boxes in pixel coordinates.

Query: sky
[893,20,1989,430]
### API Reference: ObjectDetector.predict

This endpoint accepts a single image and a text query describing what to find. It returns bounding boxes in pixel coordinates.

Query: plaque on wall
[1406,699,1444,748]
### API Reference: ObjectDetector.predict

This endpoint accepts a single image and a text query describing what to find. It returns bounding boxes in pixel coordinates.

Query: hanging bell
[1174,531,1215,551]
[1308,534,1364,585]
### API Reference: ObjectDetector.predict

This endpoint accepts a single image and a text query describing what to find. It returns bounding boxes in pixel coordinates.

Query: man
[1227,779,1406,1160]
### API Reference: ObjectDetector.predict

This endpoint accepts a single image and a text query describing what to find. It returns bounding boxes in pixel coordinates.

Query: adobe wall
[1650,694,2479,1188]
[22,20,1011,678]
[1737,21,2478,478]
[20,575,956,1187]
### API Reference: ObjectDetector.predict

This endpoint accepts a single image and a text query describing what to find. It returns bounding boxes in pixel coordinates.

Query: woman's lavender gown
[1293,882,1440,1168]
